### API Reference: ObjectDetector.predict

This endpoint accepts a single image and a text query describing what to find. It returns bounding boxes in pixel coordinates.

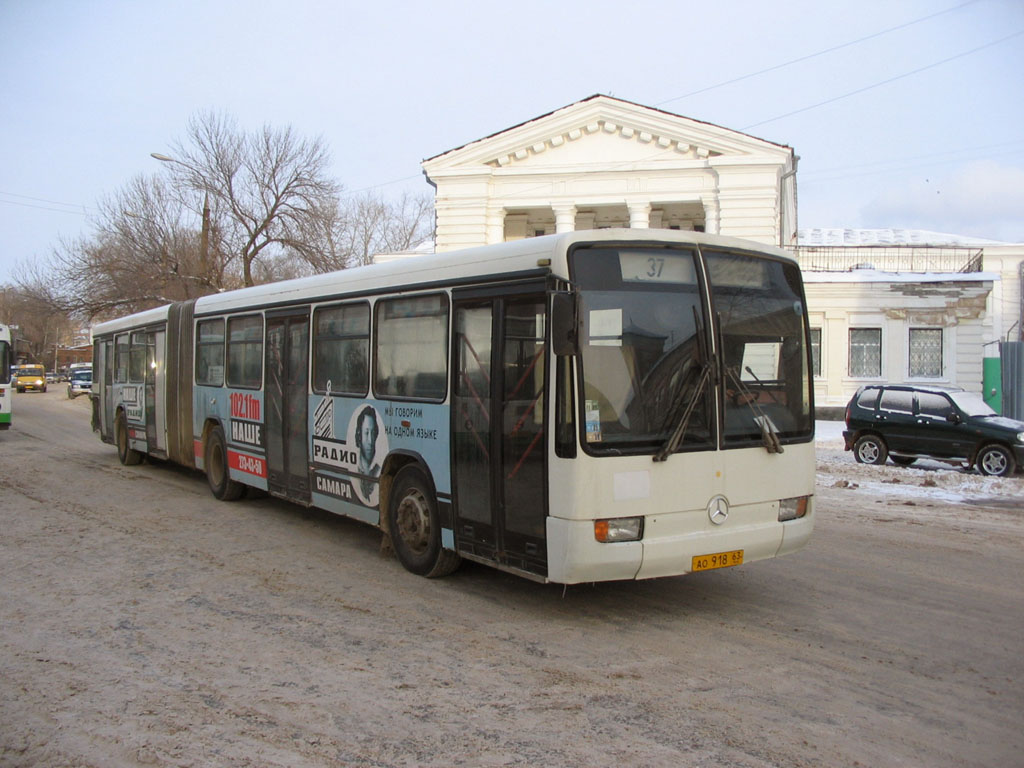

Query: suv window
[878,390,913,413]
[917,392,954,419]
[856,388,880,408]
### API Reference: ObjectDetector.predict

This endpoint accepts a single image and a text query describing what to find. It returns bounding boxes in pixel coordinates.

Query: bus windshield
[573,246,712,452]
[705,249,813,445]
[0,341,9,385]
[571,245,812,454]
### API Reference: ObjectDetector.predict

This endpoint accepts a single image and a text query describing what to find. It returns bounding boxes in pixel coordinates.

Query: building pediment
[423,94,792,174]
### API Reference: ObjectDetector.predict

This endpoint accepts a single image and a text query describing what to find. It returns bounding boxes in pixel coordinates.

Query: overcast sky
[1,0,1022,281]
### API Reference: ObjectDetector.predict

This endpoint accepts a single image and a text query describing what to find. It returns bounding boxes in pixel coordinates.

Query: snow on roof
[802,268,998,283]
[798,228,1007,247]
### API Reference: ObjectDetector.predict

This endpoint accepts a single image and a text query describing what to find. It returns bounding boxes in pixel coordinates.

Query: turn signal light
[594,517,644,543]
[778,496,810,522]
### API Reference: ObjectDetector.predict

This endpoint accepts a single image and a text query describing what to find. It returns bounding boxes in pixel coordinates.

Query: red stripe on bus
[194,440,203,458]
[228,449,267,479]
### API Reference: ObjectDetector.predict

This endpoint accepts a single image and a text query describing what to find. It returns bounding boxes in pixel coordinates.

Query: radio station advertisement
[310,396,449,514]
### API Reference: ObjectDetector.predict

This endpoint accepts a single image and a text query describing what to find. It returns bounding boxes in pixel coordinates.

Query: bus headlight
[778,496,810,522]
[594,516,644,543]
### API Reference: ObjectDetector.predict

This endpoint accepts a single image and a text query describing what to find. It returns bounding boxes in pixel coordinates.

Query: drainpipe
[779,155,799,249]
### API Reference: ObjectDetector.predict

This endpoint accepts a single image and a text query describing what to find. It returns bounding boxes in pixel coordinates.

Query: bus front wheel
[387,466,460,578]
[116,412,143,466]
[205,425,245,501]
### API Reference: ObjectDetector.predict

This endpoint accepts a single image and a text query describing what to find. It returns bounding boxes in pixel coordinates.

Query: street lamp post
[151,153,211,283]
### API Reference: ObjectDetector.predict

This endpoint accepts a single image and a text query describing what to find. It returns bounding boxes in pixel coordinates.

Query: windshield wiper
[653,362,712,462]
[654,307,712,463]
[725,366,784,454]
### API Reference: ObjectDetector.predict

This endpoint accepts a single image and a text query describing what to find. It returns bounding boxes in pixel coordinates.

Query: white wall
[423,96,795,253]
[805,274,994,408]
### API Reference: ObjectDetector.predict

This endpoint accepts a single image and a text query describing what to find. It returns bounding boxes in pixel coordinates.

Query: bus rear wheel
[388,466,460,578]
[115,412,143,466]
[205,425,245,500]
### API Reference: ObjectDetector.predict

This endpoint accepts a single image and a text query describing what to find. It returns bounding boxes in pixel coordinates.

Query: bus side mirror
[551,292,578,357]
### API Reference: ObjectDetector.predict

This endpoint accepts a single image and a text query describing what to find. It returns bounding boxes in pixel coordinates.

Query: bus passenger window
[313,303,369,396]
[196,319,225,386]
[374,294,448,401]
[227,315,263,389]
[129,333,147,383]
[115,334,130,383]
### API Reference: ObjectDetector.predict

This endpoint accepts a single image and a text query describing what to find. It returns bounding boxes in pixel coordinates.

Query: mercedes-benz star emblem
[707,495,729,525]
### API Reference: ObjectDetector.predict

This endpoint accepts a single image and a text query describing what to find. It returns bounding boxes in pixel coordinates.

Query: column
[552,203,577,234]
[627,202,651,229]
[701,195,720,234]
[486,207,505,245]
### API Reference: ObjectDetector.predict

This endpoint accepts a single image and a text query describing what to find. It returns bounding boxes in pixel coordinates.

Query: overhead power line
[800,139,1024,179]
[743,29,1024,130]
[0,191,96,216]
[655,0,980,106]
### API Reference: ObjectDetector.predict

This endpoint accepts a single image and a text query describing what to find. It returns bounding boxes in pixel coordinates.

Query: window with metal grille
[909,328,942,378]
[810,328,821,377]
[849,328,881,377]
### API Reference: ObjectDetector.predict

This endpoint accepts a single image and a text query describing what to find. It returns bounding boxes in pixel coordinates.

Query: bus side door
[265,309,311,503]
[452,289,548,578]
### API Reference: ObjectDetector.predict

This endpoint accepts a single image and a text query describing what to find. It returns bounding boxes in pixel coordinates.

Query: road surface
[1,389,1022,767]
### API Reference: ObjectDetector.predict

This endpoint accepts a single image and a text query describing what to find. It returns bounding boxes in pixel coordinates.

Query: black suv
[843,384,1024,477]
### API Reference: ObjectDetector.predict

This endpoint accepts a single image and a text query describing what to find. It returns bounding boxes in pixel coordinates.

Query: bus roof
[92,230,796,334]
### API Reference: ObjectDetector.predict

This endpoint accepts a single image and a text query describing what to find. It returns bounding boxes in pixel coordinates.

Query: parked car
[67,368,92,399]
[843,384,1024,477]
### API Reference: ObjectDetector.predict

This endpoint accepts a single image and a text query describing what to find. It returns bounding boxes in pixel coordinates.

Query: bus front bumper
[546,499,814,584]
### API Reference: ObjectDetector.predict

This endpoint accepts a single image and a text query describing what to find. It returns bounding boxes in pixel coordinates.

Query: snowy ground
[1,398,1021,768]
[815,420,1022,510]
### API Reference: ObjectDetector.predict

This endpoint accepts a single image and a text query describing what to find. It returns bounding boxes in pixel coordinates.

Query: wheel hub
[396,490,430,555]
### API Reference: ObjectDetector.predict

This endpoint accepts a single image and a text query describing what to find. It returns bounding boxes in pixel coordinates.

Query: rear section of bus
[0,326,11,429]
[545,234,815,583]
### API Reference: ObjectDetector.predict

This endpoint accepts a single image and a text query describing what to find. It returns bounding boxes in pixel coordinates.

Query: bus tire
[205,425,245,501]
[115,412,143,466]
[387,465,460,578]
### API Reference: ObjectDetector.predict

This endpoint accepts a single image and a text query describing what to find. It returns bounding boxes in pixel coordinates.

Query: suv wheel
[976,445,1015,477]
[854,435,888,465]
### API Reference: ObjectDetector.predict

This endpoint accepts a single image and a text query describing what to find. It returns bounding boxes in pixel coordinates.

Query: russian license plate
[692,549,744,572]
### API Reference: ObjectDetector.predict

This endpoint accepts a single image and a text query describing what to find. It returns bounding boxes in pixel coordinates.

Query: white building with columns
[405,96,1023,413]
[421,94,798,252]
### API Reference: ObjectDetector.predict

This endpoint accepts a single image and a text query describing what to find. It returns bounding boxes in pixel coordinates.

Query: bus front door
[453,294,548,578]
[265,311,311,503]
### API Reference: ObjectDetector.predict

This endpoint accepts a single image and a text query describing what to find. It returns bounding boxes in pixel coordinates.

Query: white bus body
[0,325,11,429]
[90,230,815,584]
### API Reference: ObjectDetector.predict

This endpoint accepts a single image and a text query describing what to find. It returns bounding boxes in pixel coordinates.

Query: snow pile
[815,421,1023,506]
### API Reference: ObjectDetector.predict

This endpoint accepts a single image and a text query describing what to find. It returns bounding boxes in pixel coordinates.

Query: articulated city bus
[90,230,815,583]
[0,326,11,429]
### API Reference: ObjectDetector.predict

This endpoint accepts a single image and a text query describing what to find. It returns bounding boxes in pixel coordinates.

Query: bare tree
[375,192,434,254]
[36,174,231,319]
[161,112,340,286]
[15,112,434,329]
[285,191,434,273]
[0,282,76,365]
[328,192,434,269]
